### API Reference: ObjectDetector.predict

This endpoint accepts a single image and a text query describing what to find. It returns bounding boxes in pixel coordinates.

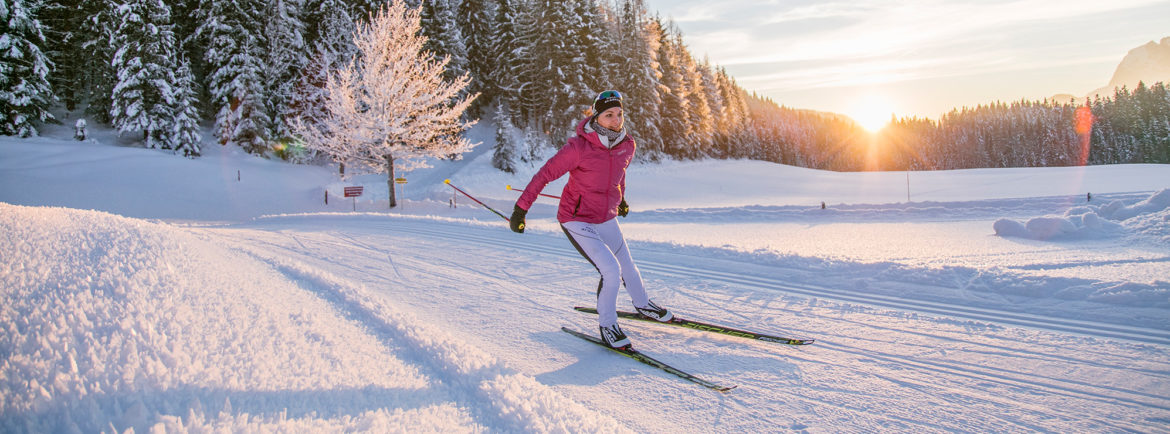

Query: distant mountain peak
[1109,37,1170,88]
[1089,36,1170,98]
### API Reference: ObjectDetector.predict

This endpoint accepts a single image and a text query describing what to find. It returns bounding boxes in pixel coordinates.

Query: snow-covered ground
[2,119,1169,432]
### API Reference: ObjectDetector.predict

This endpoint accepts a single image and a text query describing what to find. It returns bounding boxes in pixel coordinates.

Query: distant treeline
[872,82,1170,171]
[721,82,1170,172]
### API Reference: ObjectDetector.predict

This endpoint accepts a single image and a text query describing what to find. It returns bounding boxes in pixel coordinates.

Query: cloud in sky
[643,0,1170,119]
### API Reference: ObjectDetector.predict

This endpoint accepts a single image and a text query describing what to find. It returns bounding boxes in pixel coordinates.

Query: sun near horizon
[847,93,899,133]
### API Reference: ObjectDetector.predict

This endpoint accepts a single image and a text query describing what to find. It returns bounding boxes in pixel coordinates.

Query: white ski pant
[561,219,648,327]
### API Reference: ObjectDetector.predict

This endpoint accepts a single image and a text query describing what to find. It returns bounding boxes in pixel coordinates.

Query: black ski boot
[599,323,631,348]
[635,299,673,322]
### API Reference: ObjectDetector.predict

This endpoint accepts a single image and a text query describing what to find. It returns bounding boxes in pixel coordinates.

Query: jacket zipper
[608,143,616,213]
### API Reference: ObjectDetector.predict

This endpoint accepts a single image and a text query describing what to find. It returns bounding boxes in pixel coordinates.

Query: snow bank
[0,203,625,432]
[994,188,1170,242]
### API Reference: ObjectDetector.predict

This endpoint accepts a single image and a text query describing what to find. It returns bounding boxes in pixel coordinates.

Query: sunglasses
[596,90,622,103]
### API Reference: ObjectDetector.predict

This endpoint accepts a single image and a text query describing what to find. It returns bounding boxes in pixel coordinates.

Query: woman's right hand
[509,205,527,233]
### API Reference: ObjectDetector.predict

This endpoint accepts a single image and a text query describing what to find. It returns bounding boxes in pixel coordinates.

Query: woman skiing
[509,90,672,349]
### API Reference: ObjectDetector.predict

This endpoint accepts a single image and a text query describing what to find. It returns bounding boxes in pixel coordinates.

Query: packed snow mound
[0,203,625,433]
[994,188,1170,242]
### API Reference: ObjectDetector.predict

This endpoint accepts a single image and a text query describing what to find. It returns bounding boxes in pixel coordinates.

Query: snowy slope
[0,204,628,432]
[3,128,1170,432]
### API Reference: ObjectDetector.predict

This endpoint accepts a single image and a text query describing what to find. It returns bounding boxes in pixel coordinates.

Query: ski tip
[718,385,738,393]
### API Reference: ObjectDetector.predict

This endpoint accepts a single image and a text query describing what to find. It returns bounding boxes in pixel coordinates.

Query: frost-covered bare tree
[292,1,477,208]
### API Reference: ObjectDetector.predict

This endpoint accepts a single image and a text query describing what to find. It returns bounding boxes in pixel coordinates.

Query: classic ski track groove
[378,223,1170,414]
[211,236,533,432]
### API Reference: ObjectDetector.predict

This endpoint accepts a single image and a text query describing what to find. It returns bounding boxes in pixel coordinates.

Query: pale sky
[643,0,1170,129]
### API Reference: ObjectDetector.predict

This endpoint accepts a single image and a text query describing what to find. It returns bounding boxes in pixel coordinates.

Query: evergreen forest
[3,0,1168,170]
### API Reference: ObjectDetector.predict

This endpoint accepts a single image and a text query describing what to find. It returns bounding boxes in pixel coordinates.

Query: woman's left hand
[618,199,629,217]
[509,204,527,233]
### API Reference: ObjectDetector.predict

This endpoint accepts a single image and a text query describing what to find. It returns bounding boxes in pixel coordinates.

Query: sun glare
[848,95,897,133]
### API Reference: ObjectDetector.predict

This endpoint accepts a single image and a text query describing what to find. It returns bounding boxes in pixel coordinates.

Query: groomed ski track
[198,214,1170,432]
[320,215,1170,346]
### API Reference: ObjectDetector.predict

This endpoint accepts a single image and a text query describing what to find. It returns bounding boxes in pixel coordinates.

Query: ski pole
[445,179,510,222]
[505,184,561,199]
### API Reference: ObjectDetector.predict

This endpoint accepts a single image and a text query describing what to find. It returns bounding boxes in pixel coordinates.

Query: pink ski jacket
[516,116,636,224]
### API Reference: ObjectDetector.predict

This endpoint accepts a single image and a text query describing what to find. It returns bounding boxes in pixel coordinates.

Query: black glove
[509,204,527,233]
[618,199,629,217]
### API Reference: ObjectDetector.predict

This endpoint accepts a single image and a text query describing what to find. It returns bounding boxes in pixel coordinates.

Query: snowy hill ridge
[0,203,629,432]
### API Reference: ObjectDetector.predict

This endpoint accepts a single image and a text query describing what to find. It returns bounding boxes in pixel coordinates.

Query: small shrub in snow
[74,119,88,141]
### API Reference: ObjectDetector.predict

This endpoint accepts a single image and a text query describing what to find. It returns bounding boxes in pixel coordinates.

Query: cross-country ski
[561,327,737,392]
[573,306,815,345]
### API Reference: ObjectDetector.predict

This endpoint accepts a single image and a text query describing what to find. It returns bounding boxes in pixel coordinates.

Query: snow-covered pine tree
[560,0,603,131]
[715,67,751,157]
[488,0,522,123]
[289,47,345,132]
[291,0,359,166]
[290,1,478,208]
[698,56,726,156]
[652,18,691,159]
[521,0,582,140]
[262,0,307,142]
[302,0,345,46]
[456,0,495,117]
[508,1,536,119]
[168,59,202,157]
[1133,81,1170,163]
[194,0,269,153]
[678,39,713,158]
[420,0,467,86]
[573,0,609,94]
[79,0,120,124]
[491,100,517,173]
[1150,82,1170,163]
[170,0,211,119]
[40,0,84,111]
[613,0,663,160]
[109,0,181,149]
[522,127,549,162]
[0,0,55,137]
[170,0,200,53]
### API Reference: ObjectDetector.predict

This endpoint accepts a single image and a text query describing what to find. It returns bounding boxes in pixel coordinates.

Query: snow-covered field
[3,120,1169,432]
